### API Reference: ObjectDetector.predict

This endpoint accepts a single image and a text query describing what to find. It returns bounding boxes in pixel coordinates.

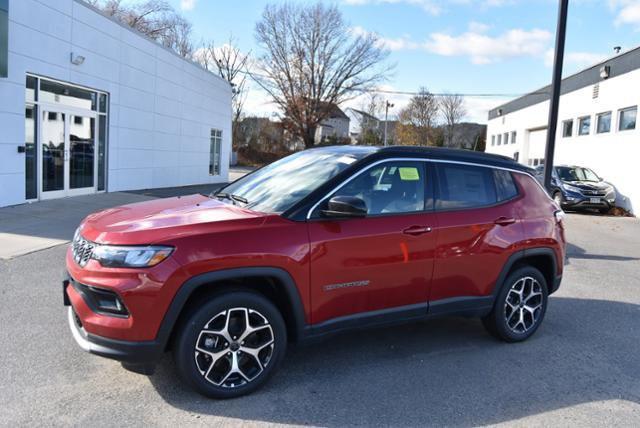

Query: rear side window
[436,164,497,210]
[493,169,519,201]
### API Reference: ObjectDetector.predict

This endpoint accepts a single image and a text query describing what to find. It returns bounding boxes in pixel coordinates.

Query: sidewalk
[0,167,254,260]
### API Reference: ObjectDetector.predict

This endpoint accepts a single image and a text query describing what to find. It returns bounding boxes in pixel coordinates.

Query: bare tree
[197,38,250,149]
[440,93,467,147]
[397,87,439,146]
[87,0,194,57]
[253,2,391,148]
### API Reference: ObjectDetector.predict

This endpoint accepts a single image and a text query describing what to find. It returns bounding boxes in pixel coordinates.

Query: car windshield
[218,148,375,213]
[557,166,600,182]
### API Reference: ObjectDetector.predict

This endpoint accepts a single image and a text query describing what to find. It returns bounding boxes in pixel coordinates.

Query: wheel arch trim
[493,247,560,299]
[155,267,307,348]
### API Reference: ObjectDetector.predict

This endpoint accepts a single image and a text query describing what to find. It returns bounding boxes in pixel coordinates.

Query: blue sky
[171,0,640,122]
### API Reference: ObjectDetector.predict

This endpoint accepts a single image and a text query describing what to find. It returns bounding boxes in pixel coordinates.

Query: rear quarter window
[494,169,519,201]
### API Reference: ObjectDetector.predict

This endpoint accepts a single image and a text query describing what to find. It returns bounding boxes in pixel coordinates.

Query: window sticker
[399,167,420,181]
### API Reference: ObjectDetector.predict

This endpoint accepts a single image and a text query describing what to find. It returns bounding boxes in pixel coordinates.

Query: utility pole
[543,0,568,191]
[383,101,394,146]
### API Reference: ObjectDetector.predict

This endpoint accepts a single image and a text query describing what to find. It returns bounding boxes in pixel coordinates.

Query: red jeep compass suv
[64,146,566,398]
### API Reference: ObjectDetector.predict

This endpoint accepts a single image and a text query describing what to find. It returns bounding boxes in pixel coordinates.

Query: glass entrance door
[40,110,96,199]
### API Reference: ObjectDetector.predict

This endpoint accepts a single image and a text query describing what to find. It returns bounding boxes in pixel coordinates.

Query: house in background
[0,0,232,208]
[486,45,640,213]
[315,103,350,144]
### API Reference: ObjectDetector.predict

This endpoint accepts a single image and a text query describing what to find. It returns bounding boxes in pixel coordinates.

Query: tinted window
[494,169,519,201]
[327,161,428,215]
[436,164,497,210]
[222,148,374,213]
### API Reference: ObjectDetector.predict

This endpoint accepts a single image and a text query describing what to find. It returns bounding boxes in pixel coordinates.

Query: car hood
[79,194,268,244]
[563,180,612,191]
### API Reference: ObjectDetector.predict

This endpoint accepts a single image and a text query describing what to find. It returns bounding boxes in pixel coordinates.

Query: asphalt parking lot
[1,213,639,426]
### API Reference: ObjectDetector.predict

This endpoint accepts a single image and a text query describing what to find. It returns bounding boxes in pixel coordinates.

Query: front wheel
[173,291,287,398]
[482,266,548,342]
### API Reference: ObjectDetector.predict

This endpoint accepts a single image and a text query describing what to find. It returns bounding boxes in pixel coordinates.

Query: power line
[238,69,545,98]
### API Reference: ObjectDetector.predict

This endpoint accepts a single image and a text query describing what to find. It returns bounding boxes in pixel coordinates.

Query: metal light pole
[383,101,394,146]
[543,0,569,191]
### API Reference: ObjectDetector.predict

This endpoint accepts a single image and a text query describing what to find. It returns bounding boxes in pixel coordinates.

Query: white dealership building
[486,46,639,213]
[0,0,231,208]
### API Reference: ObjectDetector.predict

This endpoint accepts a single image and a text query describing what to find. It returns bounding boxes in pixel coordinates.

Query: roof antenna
[614,46,621,54]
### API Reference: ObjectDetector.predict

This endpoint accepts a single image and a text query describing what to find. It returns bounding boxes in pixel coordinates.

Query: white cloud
[614,1,640,28]
[350,26,419,51]
[544,49,609,68]
[424,28,551,64]
[180,0,196,11]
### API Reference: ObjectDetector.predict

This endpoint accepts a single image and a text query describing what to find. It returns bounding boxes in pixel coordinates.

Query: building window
[596,112,611,134]
[491,135,495,146]
[578,116,591,136]
[562,119,573,137]
[497,134,502,145]
[210,129,223,175]
[511,131,516,144]
[618,106,637,131]
[503,132,509,144]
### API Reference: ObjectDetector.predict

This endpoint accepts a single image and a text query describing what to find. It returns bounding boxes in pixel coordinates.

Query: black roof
[307,145,533,174]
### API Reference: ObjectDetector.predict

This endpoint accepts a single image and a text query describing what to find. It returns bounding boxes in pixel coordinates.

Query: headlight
[91,245,173,268]
[562,183,582,193]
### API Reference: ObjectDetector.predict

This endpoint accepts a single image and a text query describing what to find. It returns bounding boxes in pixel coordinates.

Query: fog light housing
[74,282,129,317]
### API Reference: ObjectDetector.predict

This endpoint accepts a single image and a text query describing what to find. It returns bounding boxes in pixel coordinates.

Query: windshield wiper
[212,192,248,205]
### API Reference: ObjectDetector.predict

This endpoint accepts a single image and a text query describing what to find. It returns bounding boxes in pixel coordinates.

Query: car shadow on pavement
[566,242,640,262]
[148,297,640,426]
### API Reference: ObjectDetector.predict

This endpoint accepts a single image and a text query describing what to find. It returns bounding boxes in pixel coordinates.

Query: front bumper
[64,279,163,374]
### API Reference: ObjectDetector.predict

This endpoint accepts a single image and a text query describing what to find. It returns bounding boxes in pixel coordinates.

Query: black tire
[482,266,548,342]
[173,290,287,399]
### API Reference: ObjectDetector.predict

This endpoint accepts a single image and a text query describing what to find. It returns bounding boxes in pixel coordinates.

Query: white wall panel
[0,0,231,206]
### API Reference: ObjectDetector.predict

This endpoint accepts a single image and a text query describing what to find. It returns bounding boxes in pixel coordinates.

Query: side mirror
[320,196,367,219]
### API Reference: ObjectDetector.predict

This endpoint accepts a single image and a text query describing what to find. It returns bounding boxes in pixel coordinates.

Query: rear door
[431,163,523,304]
[307,160,438,324]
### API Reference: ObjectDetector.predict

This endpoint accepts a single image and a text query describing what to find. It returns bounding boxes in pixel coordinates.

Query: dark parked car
[535,165,616,213]
[64,146,566,398]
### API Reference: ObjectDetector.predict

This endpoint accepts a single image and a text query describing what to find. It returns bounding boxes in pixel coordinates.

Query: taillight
[554,210,565,223]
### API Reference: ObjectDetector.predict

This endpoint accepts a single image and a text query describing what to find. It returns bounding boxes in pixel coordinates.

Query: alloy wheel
[194,307,275,388]
[504,276,544,334]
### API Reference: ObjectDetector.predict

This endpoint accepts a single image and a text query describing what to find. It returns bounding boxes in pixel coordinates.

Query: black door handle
[402,225,433,236]
[494,217,516,226]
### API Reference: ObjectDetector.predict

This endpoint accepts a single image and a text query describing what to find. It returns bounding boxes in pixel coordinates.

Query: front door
[307,160,438,324]
[40,109,96,199]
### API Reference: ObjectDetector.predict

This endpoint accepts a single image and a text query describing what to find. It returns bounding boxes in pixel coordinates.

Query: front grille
[72,233,95,267]
[582,190,606,196]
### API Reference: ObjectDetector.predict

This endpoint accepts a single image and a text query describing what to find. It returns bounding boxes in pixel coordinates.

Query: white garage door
[527,129,547,167]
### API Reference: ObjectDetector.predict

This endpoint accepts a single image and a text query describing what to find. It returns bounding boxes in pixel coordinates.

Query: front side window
[597,112,611,134]
[619,106,637,131]
[222,148,375,214]
[209,129,222,175]
[436,164,497,210]
[562,120,573,137]
[327,161,429,216]
[578,116,591,135]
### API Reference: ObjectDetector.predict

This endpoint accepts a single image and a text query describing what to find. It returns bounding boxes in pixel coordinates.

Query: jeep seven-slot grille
[72,233,95,267]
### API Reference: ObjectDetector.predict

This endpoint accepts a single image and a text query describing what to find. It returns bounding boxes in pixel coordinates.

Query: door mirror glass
[321,196,367,218]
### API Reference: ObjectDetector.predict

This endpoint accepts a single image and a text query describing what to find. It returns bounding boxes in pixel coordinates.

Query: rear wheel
[482,266,548,342]
[173,291,287,398]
